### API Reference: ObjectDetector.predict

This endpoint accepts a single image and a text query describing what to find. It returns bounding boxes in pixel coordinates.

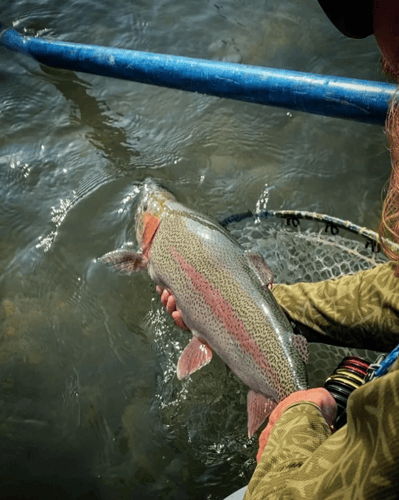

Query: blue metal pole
[0,27,396,125]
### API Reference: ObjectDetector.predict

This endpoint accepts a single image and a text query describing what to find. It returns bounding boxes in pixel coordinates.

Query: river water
[0,1,393,499]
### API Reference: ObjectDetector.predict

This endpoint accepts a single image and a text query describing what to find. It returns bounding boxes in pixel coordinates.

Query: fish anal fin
[291,333,309,363]
[247,390,277,438]
[100,250,148,274]
[246,252,274,289]
[177,336,213,380]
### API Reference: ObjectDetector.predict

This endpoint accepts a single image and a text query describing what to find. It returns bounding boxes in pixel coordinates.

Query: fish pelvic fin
[100,249,148,274]
[177,335,213,380]
[291,333,309,363]
[246,252,274,289]
[247,390,277,438]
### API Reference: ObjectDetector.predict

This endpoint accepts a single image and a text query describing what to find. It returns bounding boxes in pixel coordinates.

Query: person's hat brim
[318,0,374,39]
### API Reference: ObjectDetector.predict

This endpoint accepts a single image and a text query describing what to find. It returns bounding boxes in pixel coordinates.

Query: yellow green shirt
[244,358,399,500]
[244,263,399,499]
[273,262,399,352]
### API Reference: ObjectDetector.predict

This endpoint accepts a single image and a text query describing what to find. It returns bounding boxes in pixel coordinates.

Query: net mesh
[229,219,387,284]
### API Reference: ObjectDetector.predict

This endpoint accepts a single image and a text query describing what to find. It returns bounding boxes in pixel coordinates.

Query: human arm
[244,358,399,500]
[255,388,336,463]
[272,262,399,352]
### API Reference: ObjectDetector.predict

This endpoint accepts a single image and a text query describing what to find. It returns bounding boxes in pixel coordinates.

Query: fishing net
[228,216,387,284]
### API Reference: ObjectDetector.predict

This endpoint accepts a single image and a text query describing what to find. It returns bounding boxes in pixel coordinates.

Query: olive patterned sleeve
[244,402,332,500]
[272,262,399,352]
[244,359,399,500]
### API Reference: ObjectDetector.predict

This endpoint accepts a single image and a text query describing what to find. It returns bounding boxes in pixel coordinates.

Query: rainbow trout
[101,179,308,437]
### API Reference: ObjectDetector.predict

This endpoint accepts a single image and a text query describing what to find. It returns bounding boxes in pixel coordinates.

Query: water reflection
[39,65,139,168]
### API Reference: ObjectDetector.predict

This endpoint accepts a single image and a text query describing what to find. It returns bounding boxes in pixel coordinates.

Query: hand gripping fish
[101,179,308,437]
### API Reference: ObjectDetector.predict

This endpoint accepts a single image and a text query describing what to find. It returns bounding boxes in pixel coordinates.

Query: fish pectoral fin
[291,333,309,363]
[177,336,213,380]
[247,390,277,438]
[246,252,274,289]
[99,249,148,274]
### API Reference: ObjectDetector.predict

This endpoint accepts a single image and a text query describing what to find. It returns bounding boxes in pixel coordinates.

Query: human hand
[257,388,337,462]
[156,286,189,330]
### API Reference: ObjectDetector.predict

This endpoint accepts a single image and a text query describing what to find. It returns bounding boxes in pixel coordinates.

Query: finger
[316,389,338,427]
[156,285,163,295]
[160,289,170,307]
[166,294,177,314]
[172,310,189,330]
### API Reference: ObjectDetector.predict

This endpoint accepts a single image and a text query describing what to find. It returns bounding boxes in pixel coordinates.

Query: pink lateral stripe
[170,246,282,394]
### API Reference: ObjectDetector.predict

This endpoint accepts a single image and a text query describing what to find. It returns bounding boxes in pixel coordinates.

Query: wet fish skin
[101,179,308,437]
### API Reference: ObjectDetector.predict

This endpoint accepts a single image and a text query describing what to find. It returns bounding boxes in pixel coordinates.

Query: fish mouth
[141,178,177,200]
[134,182,154,239]
[134,179,174,244]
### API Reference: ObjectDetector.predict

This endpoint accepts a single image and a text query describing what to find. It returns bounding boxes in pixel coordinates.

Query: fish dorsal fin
[100,250,148,274]
[246,252,274,289]
[291,333,309,363]
[247,390,277,438]
[177,336,213,380]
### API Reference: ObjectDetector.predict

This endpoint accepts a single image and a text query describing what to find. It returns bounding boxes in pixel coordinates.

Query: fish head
[135,179,176,250]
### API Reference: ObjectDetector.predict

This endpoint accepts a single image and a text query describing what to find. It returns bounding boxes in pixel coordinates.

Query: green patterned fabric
[244,263,399,499]
[273,262,399,352]
[244,359,399,500]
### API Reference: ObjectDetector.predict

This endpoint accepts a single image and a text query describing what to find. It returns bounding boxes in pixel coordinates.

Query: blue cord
[375,344,399,378]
